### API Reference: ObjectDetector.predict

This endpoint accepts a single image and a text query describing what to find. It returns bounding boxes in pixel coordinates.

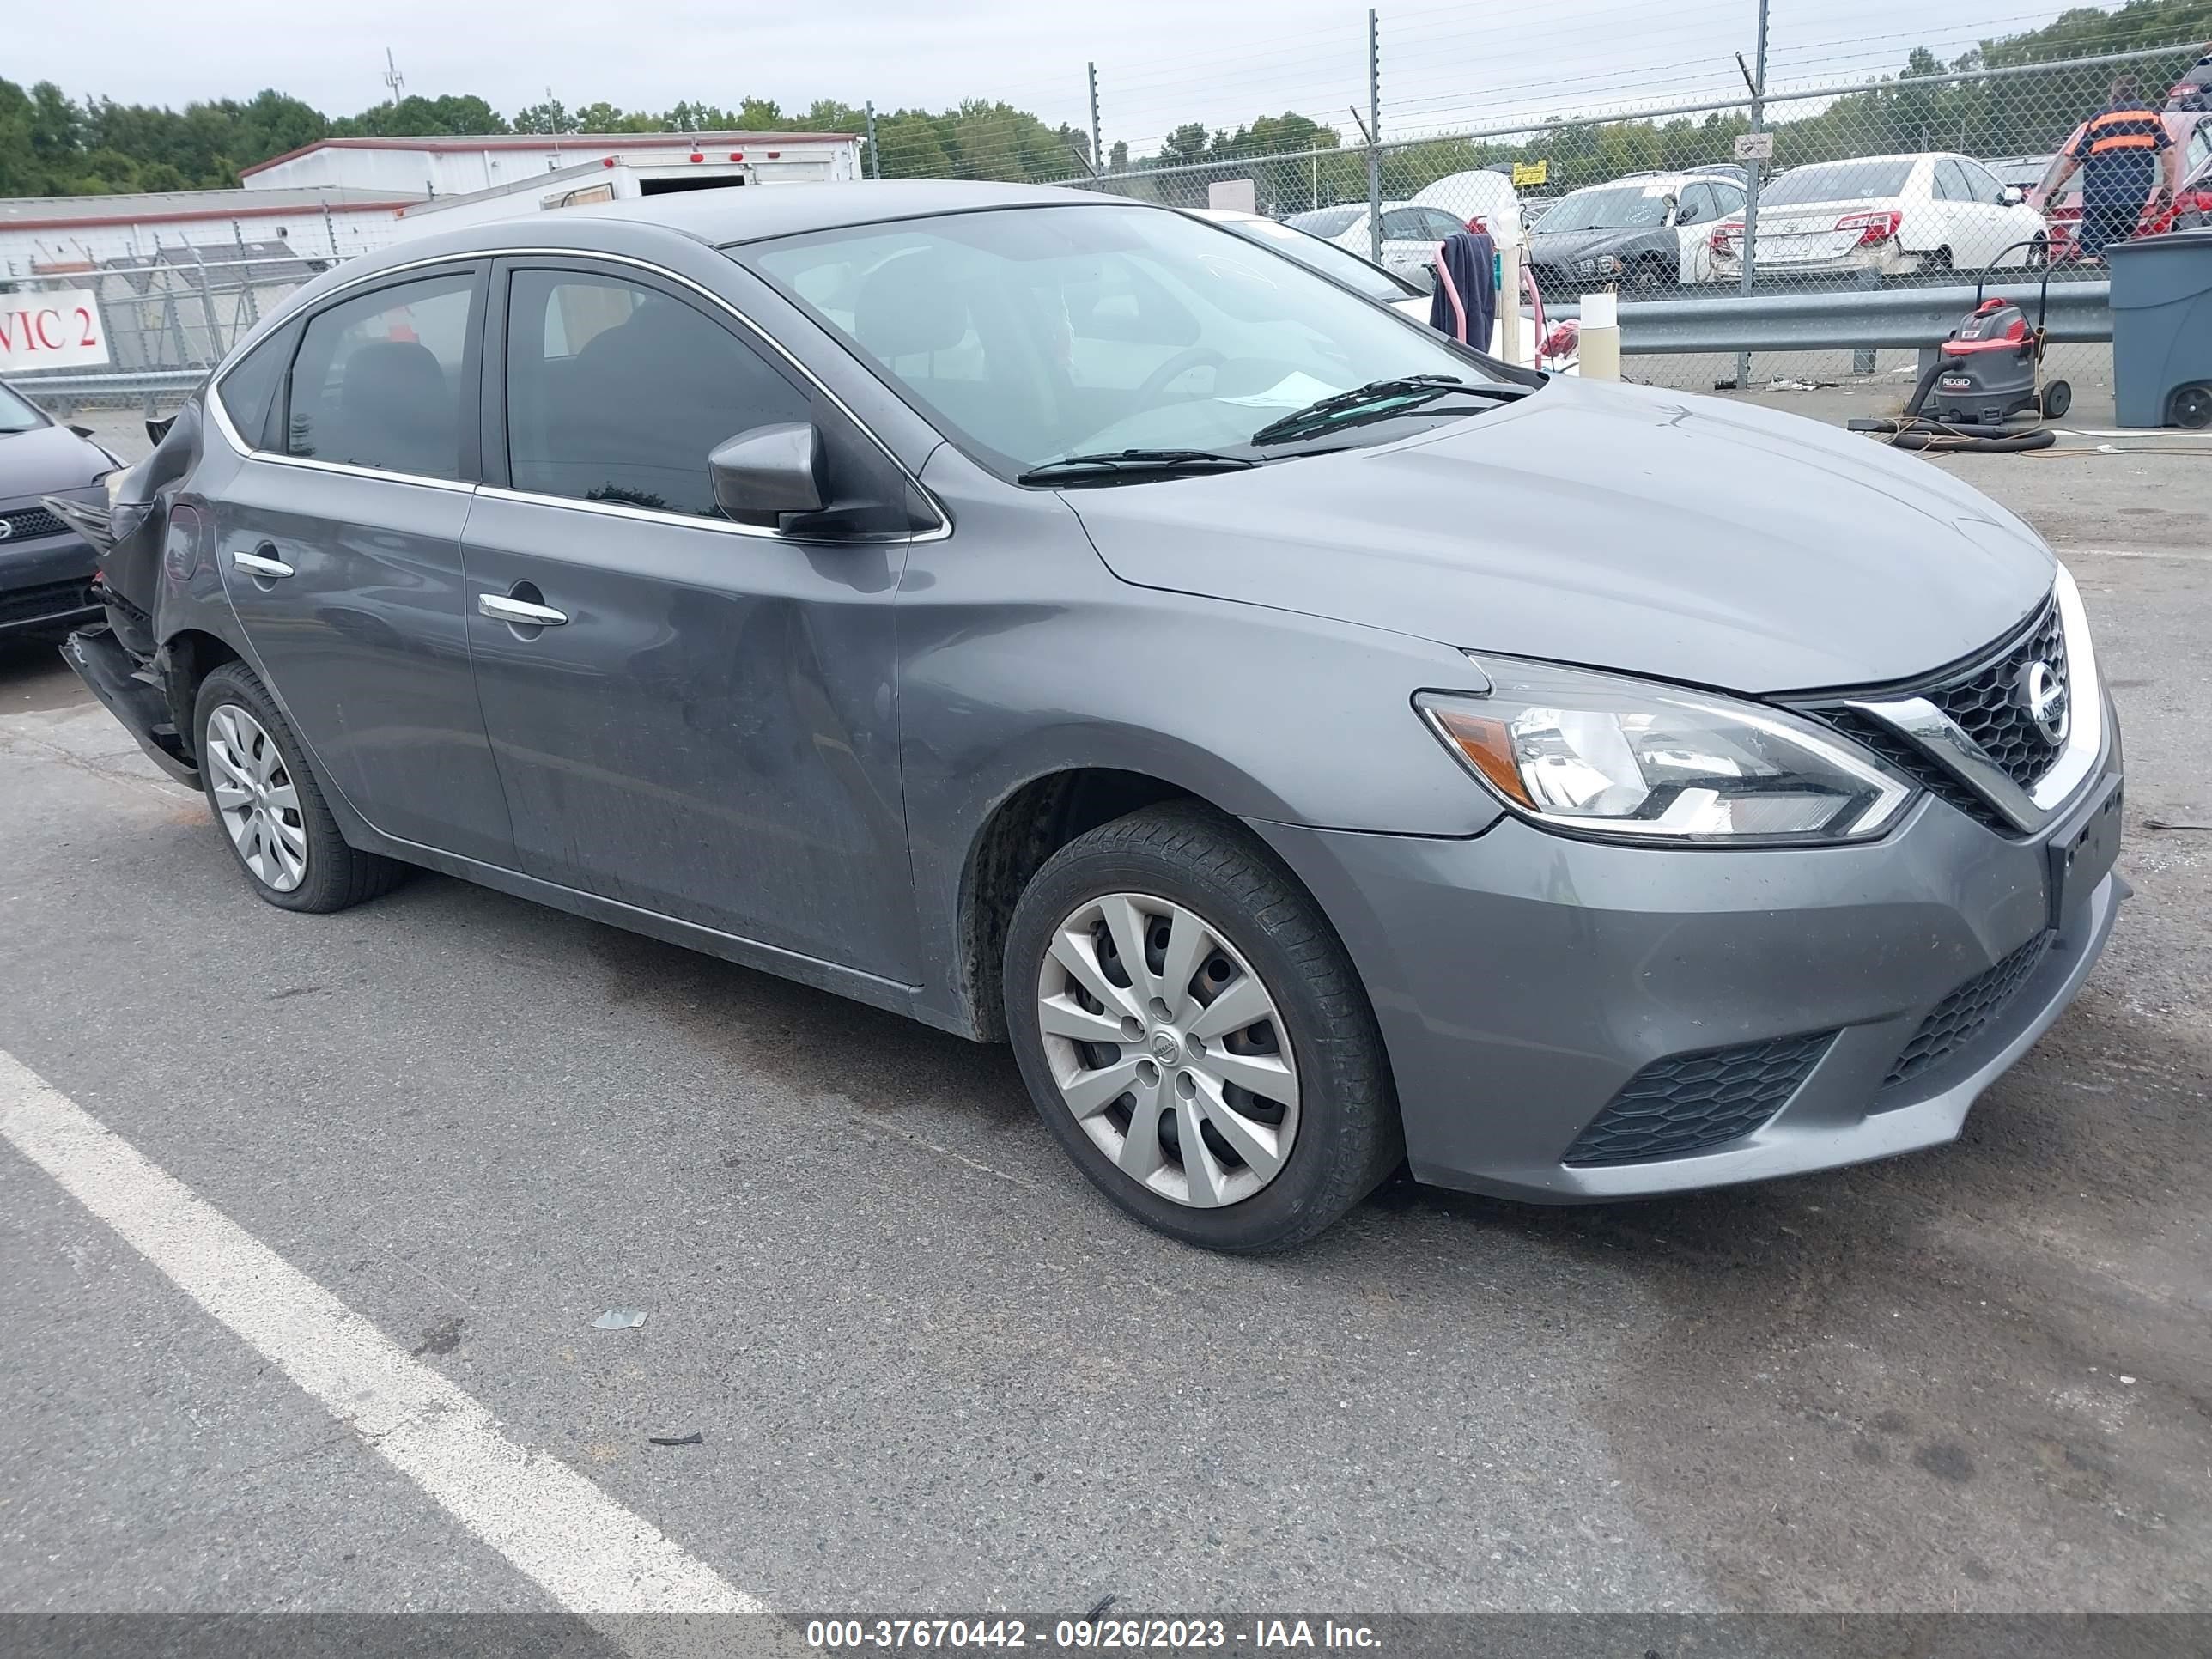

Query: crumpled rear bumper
[60,624,198,788]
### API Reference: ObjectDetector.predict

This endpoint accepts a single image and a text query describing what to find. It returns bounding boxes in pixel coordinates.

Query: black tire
[1003,803,1401,1253]
[193,662,405,913]
[2040,379,2073,419]
[1631,257,1669,295]
[2027,234,2050,269]
[2172,386,2212,430]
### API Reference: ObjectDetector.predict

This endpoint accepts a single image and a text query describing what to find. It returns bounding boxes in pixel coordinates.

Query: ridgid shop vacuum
[1849,246,2066,453]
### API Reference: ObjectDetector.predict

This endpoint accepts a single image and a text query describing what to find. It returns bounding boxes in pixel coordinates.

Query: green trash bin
[2108,226,2212,428]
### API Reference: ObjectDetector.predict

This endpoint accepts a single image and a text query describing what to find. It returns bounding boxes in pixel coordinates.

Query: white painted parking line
[0,1045,763,1618]
[2057,545,2212,563]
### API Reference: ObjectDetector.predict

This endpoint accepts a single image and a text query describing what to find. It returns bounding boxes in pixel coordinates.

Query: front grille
[1800,594,2069,836]
[0,505,70,542]
[1883,932,2052,1090]
[1564,1030,1835,1167]
[1929,599,2068,791]
[1822,708,2013,835]
[0,578,96,629]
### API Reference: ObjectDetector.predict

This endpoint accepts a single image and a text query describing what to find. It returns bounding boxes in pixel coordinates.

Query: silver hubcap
[1036,893,1300,1209]
[205,704,307,893]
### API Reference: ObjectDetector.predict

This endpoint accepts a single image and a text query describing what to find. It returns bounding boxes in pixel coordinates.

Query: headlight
[1417,659,1915,846]
[1575,254,1625,276]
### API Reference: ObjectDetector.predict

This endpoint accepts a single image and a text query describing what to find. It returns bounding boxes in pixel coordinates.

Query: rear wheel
[194,663,404,913]
[2173,386,2212,430]
[1004,805,1400,1253]
[2040,379,2073,419]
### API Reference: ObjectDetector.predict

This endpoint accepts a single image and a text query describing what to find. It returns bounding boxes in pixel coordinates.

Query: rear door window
[1933,160,1971,202]
[285,270,479,479]
[501,266,808,519]
[213,323,297,451]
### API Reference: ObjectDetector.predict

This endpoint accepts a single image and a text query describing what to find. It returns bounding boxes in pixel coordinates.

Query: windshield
[1285,206,1364,237]
[0,380,46,434]
[1209,216,1419,301]
[1763,158,1917,205]
[743,204,1506,477]
[1534,185,1670,233]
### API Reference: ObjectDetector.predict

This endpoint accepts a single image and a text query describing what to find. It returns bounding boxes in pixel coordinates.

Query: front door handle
[478,592,569,628]
[232,548,295,579]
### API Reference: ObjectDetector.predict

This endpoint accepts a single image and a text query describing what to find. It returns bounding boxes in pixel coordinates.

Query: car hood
[0,421,111,501]
[1061,377,2056,695]
[1528,225,1667,263]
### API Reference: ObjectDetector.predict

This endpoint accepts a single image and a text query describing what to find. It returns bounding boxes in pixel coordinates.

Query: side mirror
[708,422,823,525]
[2001,184,2027,206]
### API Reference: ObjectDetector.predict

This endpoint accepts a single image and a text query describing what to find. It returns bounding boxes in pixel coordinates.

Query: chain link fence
[10,12,2212,412]
[1053,33,2212,400]
[9,250,331,410]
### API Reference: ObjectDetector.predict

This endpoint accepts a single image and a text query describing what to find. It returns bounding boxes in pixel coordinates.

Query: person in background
[2043,74,2185,259]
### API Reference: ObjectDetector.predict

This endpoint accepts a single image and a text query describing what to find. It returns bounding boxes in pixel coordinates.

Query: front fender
[895,447,1504,1032]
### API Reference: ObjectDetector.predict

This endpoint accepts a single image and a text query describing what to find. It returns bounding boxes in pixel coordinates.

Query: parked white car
[1408,169,1529,252]
[1712,152,2050,279]
[1282,201,1469,288]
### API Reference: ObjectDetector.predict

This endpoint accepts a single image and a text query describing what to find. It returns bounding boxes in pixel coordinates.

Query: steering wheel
[1136,348,1229,402]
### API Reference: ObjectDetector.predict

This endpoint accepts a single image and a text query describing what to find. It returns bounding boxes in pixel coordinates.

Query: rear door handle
[232,548,294,579]
[477,592,569,628]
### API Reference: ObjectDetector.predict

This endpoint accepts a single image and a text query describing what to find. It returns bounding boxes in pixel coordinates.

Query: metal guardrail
[15,280,2112,407]
[1549,279,2112,356]
[14,368,207,399]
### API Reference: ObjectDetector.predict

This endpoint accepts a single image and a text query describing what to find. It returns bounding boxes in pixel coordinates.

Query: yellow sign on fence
[1511,161,1548,188]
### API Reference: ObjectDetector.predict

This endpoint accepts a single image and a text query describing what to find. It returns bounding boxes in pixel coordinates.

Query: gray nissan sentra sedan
[63,181,2124,1252]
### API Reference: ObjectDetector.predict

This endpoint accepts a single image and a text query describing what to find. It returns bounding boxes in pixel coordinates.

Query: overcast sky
[17,2,2124,154]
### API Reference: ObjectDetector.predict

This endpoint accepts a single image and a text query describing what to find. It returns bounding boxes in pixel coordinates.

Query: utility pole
[1735,0,1770,391]
[1366,9,1382,264]
[865,102,881,179]
[1088,63,1103,179]
[382,48,404,107]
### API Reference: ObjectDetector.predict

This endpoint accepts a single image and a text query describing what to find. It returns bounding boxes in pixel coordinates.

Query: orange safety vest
[2081,105,2166,158]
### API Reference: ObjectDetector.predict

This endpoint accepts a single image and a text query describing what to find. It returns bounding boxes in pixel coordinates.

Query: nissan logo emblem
[2017,659,2069,747]
[0,519,13,543]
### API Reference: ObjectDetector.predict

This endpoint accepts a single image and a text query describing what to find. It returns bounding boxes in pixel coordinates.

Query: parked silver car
[65,183,2123,1252]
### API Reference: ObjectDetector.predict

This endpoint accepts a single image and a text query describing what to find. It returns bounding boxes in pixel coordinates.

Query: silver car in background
[65,183,2122,1252]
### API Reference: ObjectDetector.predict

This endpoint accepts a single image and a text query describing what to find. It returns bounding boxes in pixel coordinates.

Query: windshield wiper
[1249,375,1528,447]
[1017,447,1259,486]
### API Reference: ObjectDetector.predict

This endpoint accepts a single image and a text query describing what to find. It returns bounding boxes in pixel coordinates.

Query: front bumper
[1252,716,2124,1202]
[0,531,99,635]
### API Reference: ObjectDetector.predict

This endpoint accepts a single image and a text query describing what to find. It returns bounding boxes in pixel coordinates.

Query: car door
[1377,209,1440,285]
[1956,158,2028,267]
[210,261,516,866]
[1673,184,1715,282]
[461,256,926,981]
[1930,160,1988,268]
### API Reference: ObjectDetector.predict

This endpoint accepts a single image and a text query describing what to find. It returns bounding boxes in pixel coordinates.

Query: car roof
[606,179,1121,245]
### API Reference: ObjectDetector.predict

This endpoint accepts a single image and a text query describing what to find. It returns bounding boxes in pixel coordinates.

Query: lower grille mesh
[1564,1031,1835,1167]
[1884,932,2052,1090]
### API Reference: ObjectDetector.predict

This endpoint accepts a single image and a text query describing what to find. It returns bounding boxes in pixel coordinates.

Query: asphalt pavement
[2,407,2208,1623]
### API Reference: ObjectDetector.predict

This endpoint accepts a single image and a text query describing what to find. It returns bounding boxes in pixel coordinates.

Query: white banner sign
[0,290,111,371]
[1733,131,1775,161]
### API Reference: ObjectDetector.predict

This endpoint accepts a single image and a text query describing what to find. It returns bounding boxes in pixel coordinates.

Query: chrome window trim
[1848,564,2104,836]
[206,246,952,542]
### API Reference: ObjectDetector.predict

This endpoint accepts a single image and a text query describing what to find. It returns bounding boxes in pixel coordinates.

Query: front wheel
[195,663,405,913]
[1004,805,1401,1253]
